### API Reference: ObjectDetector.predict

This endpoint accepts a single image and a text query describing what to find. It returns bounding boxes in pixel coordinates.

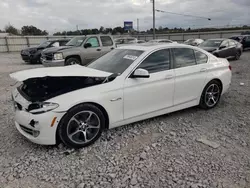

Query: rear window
[194,50,208,64]
[100,36,113,46]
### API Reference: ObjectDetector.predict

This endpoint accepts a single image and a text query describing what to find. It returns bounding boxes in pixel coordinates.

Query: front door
[81,37,102,65]
[124,49,175,119]
[172,48,208,105]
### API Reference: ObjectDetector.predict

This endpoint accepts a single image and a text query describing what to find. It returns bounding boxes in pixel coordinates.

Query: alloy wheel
[205,84,220,107]
[67,111,101,144]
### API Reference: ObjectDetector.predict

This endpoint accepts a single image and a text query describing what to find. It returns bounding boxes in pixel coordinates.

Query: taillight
[229,65,232,71]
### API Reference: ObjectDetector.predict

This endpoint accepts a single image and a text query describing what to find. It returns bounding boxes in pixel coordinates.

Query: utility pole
[137,18,139,32]
[152,0,156,39]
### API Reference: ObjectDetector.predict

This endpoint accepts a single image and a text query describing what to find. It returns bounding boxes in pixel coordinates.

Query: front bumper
[41,58,65,67]
[12,89,66,145]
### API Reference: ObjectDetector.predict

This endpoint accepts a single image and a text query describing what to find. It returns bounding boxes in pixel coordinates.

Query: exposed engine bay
[18,75,116,102]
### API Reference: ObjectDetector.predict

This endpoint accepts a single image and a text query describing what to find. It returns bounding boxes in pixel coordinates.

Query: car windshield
[38,41,51,48]
[66,37,86,46]
[199,40,222,47]
[87,49,144,74]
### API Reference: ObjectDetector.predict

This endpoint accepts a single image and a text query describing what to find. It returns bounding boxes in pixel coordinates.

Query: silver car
[41,35,116,67]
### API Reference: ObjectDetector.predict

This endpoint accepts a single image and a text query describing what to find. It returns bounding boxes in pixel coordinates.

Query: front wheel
[199,80,222,109]
[58,104,105,148]
[65,57,81,66]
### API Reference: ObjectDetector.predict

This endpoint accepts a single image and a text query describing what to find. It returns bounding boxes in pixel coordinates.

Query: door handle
[165,75,174,79]
[200,68,207,72]
[97,49,101,51]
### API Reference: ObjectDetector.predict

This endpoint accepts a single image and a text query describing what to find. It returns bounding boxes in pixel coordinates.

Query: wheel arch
[65,55,82,63]
[55,101,110,145]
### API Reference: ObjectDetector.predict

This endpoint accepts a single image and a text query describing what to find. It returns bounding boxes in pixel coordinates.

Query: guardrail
[0,30,246,52]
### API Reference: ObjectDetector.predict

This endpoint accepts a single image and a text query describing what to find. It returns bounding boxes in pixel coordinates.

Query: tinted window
[173,48,196,68]
[138,49,170,73]
[245,36,250,42]
[200,40,222,47]
[86,37,99,47]
[88,49,143,74]
[100,36,113,46]
[195,50,208,64]
[60,41,68,46]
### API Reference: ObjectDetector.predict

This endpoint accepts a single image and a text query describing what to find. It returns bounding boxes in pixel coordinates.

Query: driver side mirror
[84,43,92,48]
[131,68,150,78]
[219,45,226,49]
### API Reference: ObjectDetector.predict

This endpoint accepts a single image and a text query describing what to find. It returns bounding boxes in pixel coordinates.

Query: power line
[156,9,211,21]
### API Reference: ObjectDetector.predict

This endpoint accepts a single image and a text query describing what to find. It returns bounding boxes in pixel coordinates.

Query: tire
[65,57,81,66]
[58,103,105,148]
[234,51,241,60]
[199,80,222,109]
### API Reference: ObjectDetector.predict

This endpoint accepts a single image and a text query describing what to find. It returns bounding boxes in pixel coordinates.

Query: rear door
[218,40,231,58]
[244,36,250,49]
[172,48,209,105]
[100,36,115,56]
[81,36,103,65]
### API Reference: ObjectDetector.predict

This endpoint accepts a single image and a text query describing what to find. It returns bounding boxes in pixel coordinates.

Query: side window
[86,37,100,47]
[195,50,208,64]
[100,36,113,46]
[60,41,68,46]
[138,49,170,73]
[221,40,229,47]
[229,41,235,46]
[246,36,250,42]
[51,42,60,47]
[173,48,196,68]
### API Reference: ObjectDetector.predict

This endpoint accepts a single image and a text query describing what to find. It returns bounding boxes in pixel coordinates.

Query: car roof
[207,38,226,41]
[48,38,70,42]
[118,43,196,52]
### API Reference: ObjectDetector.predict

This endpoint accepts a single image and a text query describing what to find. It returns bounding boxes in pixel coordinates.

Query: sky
[0,0,249,34]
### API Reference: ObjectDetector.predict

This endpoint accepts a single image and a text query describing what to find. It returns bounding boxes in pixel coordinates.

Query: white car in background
[148,39,178,44]
[184,38,204,46]
[10,43,232,148]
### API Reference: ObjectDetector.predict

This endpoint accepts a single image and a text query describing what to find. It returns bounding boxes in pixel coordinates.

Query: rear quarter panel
[205,58,232,95]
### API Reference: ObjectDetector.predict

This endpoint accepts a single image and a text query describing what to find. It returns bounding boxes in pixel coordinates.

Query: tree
[21,25,48,35]
[99,26,104,33]
[5,24,19,35]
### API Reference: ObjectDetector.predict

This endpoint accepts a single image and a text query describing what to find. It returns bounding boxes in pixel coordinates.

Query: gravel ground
[0,51,250,188]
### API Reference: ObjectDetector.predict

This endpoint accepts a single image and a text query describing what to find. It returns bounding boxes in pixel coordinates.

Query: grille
[42,53,53,60]
[19,124,33,135]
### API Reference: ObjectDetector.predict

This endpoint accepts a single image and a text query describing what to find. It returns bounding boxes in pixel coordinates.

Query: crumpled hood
[10,65,112,82]
[42,46,73,54]
[22,47,39,52]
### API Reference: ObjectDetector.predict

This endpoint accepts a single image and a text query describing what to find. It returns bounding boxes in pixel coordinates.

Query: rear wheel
[65,57,81,66]
[199,80,222,109]
[58,104,105,148]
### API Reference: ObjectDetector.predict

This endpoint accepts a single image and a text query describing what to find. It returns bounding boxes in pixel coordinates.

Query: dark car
[229,35,250,50]
[21,38,70,64]
[199,39,243,60]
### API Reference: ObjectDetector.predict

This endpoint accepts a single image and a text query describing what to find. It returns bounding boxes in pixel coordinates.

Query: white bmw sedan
[10,43,232,148]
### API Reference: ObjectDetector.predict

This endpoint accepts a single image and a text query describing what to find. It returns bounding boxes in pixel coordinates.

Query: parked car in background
[114,37,138,46]
[137,40,146,44]
[41,35,116,67]
[229,35,250,50]
[199,39,243,60]
[21,39,70,64]
[10,43,231,148]
[148,39,177,43]
[184,38,204,46]
[241,31,250,35]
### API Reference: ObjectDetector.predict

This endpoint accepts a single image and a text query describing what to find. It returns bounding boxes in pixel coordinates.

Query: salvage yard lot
[0,52,250,188]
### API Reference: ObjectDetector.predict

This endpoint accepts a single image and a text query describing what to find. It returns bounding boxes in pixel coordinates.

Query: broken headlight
[53,53,63,60]
[27,102,59,114]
